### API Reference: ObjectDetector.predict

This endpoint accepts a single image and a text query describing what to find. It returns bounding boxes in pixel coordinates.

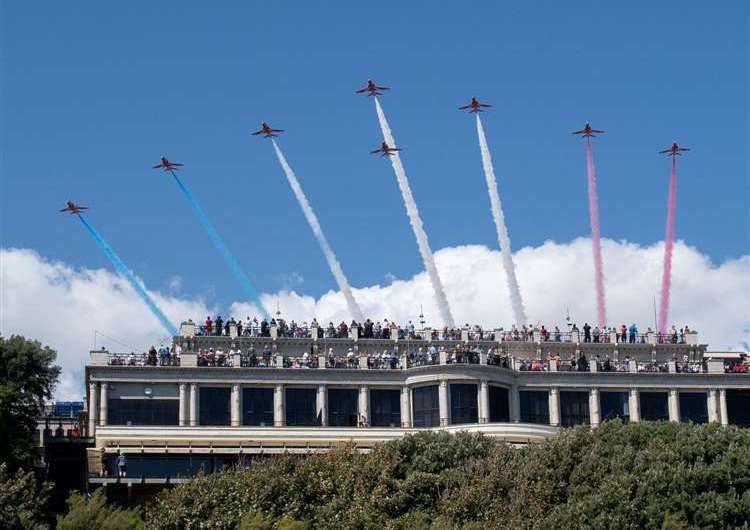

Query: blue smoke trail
[77,214,178,336]
[169,170,269,319]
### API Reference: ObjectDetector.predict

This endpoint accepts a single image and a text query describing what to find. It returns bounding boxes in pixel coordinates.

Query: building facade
[84,323,750,487]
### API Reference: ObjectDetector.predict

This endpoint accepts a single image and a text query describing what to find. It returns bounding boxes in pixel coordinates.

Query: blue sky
[2,1,747,313]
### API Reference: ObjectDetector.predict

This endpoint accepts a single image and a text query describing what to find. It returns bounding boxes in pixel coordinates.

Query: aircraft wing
[59,207,70,212]
[370,149,381,154]
[459,105,471,110]
[480,103,492,107]
[572,130,584,135]
[251,130,263,135]
[152,163,163,168]
[659,149,671,154]
[355,87,368,93]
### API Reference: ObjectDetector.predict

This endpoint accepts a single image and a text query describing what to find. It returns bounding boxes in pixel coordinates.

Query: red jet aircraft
[59,201,89,215]
[356,79,389,97]
[659,142,690,157]
[152,156,184,171]
[572,123,605,138]
[371,142,402,157]
[251,122,284,138]
[459,97,492,113]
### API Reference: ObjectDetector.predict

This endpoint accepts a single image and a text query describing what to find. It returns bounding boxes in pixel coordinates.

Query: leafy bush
[0,463,50,530]
[56,490,145,530]
[147,423,750,529]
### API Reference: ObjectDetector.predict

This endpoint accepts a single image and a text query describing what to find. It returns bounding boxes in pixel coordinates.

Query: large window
[412,385,440,428]
[519,391,549,424]
[242,388,274,426]
[727,390,750,427]
[199,387,230,426]
[103,455,234,479]
[679,392,708,424]
[600,391,629,422]
[285,388,319,426]
[370,389,401,427]
[450,384,478,425]
[488,386,510,423]
[108,399,178,426]
[328,389,359,427]
[560,391,590,427]
[640,392,669,421]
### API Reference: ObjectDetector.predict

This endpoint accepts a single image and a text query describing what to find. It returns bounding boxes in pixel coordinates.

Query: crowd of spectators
[108,345,181,367]
[190,315,697,348]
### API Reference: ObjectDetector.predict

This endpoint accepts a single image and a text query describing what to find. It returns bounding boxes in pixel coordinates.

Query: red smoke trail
[658,157,677,335]
[585,137,607,329]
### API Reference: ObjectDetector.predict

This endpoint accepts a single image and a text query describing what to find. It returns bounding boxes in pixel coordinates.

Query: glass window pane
[412,386,440,428]
[199,387,230,426]
[640,392,669,421]
[450,384,478,425]
[560,391,590,426]
[679,392,708,424]
[108,399,178,426]
[370,389,401,427]
[328,389,359,427]
[488,386,510,423]
[520,391,549,424]
[242,388,274,426]
[285,388,319,426]
[727,390,750,427]
[600,391,630,422]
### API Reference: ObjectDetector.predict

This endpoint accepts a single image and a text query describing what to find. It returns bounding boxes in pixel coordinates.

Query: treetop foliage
[147,422,750,530]
[0,335,61,470]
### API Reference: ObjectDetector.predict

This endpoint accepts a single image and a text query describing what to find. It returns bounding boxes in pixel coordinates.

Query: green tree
[56,490,145,530]
[147,424,750,529]
[0,462,50,530]
[0,335,60,470]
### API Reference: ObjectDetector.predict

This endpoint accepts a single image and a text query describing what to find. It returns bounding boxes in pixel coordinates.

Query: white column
[88,382,98,436]
[589,388,601,426]
[401,386,412,428]
[628,388,641,422]
[668,389,680,422]
[189,383,199,426]
[274,384,284,426]
[231,384,241,427]
[479,380,490,424]
[707,390,719,423]
[358,386,369,427]
[317,385,327,426]
[99,382,108,426]
[510,385,521,422]
[719,389,729,426]
[549,388,560,426]
[439,380,450,426]
[178,383,187,427]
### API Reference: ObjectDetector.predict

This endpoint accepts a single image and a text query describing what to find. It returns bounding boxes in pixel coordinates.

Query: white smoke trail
[374,98,456,327]
[476,115,528,326]
[271,139,365,322]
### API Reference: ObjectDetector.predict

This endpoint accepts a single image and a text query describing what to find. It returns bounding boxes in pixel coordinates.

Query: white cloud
[1,240,748,400]
[167,275,183,293]
[0,248,210,400]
